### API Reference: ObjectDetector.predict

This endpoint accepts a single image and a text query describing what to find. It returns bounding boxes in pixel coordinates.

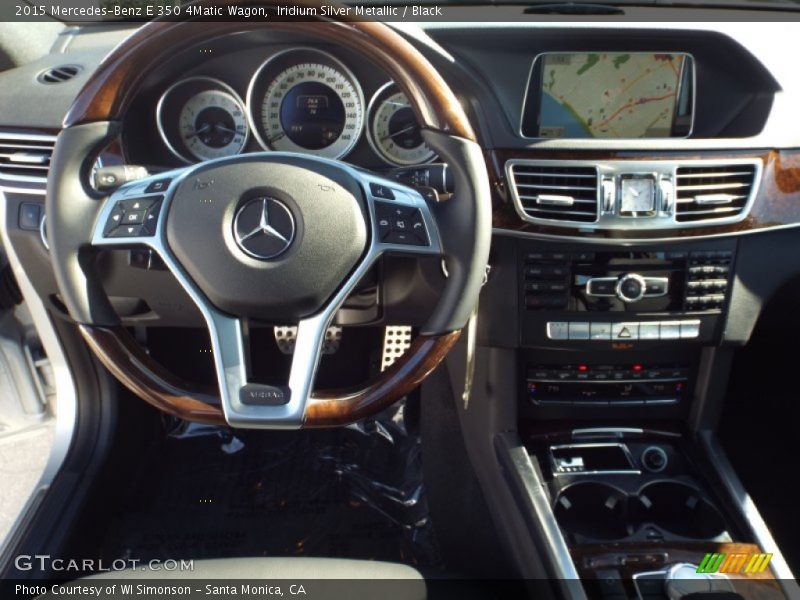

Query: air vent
[508,162,599,224]
[0,134,57,182]
[675,164,758,223]
[37,64,82,84]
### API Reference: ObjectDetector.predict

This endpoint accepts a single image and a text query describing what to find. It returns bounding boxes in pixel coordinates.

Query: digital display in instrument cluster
[522,52,695,139]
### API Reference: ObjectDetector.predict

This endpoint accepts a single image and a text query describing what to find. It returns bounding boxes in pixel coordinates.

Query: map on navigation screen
[536,53,690,139]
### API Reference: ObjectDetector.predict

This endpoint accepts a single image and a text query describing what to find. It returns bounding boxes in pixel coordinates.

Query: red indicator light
[632,364,643,372]
[578,365,588,372]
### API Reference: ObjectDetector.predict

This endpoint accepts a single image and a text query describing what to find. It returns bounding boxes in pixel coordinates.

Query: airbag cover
[166,156,368,321]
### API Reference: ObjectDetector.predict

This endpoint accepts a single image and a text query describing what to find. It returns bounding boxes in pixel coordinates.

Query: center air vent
[0,134,57,182]
[507,162,599,224]
[675,164,758,223]
[37,64,82,84]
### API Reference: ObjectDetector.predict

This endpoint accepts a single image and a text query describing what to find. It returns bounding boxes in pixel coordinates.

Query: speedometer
[248,49,364,160]
[367,83,436,166]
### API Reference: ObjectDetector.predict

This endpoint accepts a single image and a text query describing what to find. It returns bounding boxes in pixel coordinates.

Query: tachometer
[248,49,364,160]
[367,82,436,166]
[157,77,249,163]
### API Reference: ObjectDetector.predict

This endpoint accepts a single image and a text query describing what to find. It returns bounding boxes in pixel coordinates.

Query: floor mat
[91,408,440,569]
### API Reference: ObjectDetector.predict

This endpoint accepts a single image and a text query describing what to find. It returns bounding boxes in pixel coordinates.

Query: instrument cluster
[155,47,436,167]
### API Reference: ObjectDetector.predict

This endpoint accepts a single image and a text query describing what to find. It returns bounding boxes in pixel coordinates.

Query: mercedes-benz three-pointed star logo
[233,197,295,260]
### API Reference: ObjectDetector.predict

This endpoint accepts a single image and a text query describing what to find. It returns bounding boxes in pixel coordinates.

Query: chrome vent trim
[505,158,763,231]
[0,133,57,183]
[507,162,599,224]
[37,64,82,84]
[675,164,759,223]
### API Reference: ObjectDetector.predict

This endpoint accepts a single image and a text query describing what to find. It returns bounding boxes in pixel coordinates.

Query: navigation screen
[525,52,693,139]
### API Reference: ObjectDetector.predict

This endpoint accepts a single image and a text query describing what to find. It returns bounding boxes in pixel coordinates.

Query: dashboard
[1,18,800,333]
[126,38,437,171]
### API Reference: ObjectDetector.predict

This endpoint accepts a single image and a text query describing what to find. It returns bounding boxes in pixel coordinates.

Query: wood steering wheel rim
[56,5,484,428]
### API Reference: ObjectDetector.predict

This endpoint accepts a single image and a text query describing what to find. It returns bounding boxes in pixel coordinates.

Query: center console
[508,237,788,598]
[517,239,735,422]
[519,428,783,600]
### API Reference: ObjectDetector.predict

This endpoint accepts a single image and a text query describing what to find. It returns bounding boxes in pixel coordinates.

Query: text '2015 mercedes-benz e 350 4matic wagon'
[0,3,799,599]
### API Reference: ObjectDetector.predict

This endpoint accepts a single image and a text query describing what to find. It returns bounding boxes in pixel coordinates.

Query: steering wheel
[46,9,491,429]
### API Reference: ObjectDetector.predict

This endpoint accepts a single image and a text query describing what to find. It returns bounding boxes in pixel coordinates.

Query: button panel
[546,320,700,341]
[103,196,163,238]
[526,363,690,407]
[523,251,570,310]
[684,251,732,312]
[374,200,429,246]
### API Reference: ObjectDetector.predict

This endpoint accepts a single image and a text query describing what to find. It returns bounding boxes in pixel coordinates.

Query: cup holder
[633,481,726,540]
[554,482,630,541]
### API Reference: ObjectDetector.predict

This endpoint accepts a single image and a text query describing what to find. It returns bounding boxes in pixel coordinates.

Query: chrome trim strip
[490,215,800,244]
[91,152,441,429]
[498,441,585,589]
[0,188,77,560]
[506,158,762,230]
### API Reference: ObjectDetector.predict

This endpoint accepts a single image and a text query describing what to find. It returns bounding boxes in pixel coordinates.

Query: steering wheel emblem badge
[233,197,295,260]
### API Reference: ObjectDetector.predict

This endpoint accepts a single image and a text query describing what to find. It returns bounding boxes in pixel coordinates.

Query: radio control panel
[520,248,733,316]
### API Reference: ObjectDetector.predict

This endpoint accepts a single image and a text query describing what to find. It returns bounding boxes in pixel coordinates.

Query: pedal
[274,326,342,355]
[381,326,412,371]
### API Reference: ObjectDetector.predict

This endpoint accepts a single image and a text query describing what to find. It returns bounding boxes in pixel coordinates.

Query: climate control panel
[526,363,690,408]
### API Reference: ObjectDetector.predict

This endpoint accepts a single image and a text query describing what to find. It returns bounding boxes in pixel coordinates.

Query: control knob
[616,273,647,303]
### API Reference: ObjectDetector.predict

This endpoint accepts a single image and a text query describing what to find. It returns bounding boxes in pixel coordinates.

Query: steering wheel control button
[103,207,125,236]
[145,178,171,194]
[110,224,143,238]
[369,182,395,200]
[19,203,42,230]
[141,200,162,236]
[119,197,157,212]
[233,197,295,260]
[123,210,146,225]
[103,196,164,238]
[374,201,428,246]
[616,273,647,303]
[239,384,289,406]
